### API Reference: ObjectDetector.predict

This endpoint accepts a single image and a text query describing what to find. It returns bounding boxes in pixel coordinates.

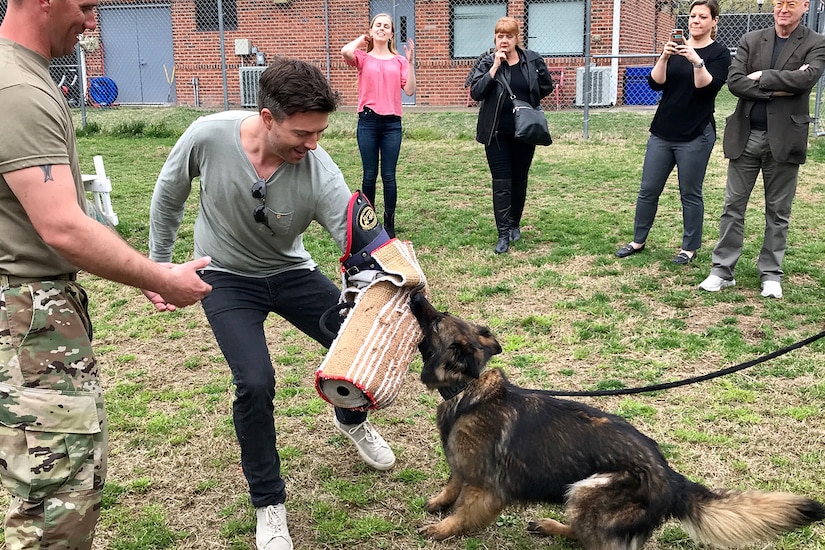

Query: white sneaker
[333,417,396,470]
[761,280,783,299]
[698,275,736,292]
[256,504,293,550]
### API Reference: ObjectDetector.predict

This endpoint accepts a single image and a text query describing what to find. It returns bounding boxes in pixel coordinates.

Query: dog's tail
[678,483,825,547]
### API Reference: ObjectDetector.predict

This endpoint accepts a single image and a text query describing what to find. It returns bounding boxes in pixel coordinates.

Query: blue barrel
[624,67,662,106]
[88,77,118,106]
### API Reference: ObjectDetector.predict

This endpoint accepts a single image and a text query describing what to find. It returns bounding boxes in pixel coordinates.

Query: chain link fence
[1,0,822,134]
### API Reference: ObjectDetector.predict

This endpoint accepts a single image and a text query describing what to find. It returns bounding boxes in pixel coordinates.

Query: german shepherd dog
[409,292,825,549]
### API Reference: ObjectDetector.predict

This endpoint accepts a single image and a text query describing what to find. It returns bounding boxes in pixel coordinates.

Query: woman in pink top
[342,13,416,237]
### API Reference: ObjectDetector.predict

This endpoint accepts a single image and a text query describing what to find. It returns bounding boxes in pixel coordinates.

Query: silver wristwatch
[693,59,705,69]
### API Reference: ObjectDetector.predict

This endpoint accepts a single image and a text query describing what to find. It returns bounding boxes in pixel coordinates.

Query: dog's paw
[424,497,449,514]
[527,520,544,534]
[418,522,453,540]
[527,518,572,538]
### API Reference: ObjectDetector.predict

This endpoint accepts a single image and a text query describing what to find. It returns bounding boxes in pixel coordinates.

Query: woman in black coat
[470,17,554,253]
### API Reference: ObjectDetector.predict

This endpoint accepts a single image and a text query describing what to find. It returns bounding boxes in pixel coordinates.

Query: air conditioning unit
[575,66,613,107]
[240,67,266,108]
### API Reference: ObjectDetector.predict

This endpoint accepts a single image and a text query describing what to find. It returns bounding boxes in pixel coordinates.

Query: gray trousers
[710,129,799,282]
[632,122,715,251]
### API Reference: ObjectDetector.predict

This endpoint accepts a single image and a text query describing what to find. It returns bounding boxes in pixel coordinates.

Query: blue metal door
[370,1,416,105]
[98,5,176,104]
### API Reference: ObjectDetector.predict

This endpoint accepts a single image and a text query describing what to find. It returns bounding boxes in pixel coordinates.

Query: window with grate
[450,0,507,59]
[196,0,238,32]
[526,0,585,56]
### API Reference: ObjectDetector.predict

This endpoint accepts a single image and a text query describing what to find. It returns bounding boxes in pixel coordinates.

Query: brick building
[77,0,677,109]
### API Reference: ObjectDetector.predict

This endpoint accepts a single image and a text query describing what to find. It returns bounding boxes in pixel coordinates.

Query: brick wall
[83,0,674,109]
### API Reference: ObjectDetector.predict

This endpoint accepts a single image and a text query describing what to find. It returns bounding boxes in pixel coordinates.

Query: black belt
[361,106,401,119]
[0,273,78,287]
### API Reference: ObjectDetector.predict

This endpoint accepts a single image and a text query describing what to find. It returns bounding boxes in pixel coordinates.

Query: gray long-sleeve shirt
[149,111,352,276]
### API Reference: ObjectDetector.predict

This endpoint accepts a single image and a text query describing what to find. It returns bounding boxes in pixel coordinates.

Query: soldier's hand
[152,256,213,309]
[142,288,177,312]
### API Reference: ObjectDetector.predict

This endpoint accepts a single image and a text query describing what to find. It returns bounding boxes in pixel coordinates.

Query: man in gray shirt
[147,58,395,550]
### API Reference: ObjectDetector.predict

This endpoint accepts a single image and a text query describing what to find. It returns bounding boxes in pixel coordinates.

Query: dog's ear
[456,345,484,379]
[478,326,503,356]
[444,325,501,379]
[452,337,502,379]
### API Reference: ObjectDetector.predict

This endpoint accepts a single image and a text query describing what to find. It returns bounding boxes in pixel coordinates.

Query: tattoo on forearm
[40,165,54,182]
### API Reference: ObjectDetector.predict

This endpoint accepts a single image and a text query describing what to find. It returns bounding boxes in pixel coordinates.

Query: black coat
[469,47,554,145]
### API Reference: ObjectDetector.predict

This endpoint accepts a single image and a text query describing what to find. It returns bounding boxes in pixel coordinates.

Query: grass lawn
[2,92,825,549]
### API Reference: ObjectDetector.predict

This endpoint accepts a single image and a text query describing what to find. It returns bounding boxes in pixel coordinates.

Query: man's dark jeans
[200,267,367,507]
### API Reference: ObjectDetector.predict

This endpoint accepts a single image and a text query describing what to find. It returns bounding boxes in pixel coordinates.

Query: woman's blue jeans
[357,107,402,214]
[633,122,716,251]
[199,268,367,508]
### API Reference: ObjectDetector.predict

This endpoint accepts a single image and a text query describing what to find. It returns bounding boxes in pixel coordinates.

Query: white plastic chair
[82,155,119,226]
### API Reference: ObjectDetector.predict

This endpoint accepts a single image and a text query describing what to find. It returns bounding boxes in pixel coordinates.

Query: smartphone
[670,29,685,45]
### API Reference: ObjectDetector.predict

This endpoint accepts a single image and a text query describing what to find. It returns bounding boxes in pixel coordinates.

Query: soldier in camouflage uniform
[0,0,211,546]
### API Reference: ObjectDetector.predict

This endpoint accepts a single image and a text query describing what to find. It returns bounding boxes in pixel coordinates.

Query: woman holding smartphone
[615,0,730,264]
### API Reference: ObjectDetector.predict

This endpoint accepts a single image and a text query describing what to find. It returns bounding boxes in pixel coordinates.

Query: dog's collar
[437,367,488,400]
[438,383,468,401]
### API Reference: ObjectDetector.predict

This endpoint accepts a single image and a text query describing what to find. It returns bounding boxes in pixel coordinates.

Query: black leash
[318,301,356,341]
[544,329,825,397]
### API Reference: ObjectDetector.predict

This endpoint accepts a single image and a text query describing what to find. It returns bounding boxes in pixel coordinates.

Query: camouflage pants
[0,281,107,549]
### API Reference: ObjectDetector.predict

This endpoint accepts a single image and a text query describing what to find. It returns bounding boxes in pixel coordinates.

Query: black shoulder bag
[500,75,552,146]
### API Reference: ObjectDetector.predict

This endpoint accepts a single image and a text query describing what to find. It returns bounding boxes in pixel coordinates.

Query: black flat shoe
[615,243,645,258]
[672,251,696,264]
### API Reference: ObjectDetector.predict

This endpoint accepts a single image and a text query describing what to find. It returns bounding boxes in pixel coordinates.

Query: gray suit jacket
[723,24,825,164]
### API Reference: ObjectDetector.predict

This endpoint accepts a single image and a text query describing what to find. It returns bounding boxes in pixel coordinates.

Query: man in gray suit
[699,0,825,298]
